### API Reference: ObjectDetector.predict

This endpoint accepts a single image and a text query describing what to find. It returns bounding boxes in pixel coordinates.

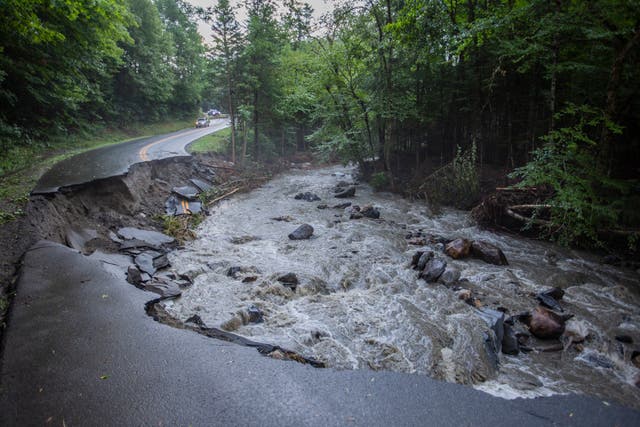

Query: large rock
[294,192,321,202]
[536,287,564,312]
[502,322,520,355]
[471,240,508,265]
[360,205,380,219]
[445,238,472,259]
[288,224,314,240]
[144,280,182,298]
[277,273,299,291]
[334,186,356,198]
[419,258,447,283]
[477,308,505,367]
[416,251,434,271]
[438,268,461,286]
[527,306,568,339]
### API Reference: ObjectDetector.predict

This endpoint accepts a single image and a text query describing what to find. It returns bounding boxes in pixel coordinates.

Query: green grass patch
[187,127,231,154]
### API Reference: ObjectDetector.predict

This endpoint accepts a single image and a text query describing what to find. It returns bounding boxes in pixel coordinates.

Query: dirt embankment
[0,154,263,324]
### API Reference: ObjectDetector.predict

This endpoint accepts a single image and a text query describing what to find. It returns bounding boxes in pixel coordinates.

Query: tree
[210,0,243,162]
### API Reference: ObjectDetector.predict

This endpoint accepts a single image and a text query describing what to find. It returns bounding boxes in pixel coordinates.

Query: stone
[563,319,589,344]
[172,185,200,200]
[288,224,314,240]
[117,227,174,247]
[334,186,356,198]
[277,273,299,291]
[227,266,243,278]
[317,204,328,209]
[230,235,259,244]
[615,335,633,344]
[242,276,258,283]
[502,322,520,355]
[360,205,380,219]
[247,305,264,323]
[186,314,206,327]
[153,253,170,270]
[470,240,508,265]
[294,192,321,202]
[536,291,564,312]
[126,265,143,285]
[271,216,294,222]
[411,251,425,268]
[527,306,567,339]
[439,268,461,286]
[419,258,447,283]
[416,251,434,271]
[445,238,472,259]
[407,237,427,246]
[477,307,505,353]
[333,202,352,209]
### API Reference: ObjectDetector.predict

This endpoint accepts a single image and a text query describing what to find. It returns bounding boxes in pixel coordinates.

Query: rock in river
[294,192,321,202]
[334,186,356,198]
[419,258,447,283]
[278,272,299,291]
[360,205,380,219]
[471,240,508,265]
[445,238,472,259]
[288,224,314,240]
[526,306,569,339]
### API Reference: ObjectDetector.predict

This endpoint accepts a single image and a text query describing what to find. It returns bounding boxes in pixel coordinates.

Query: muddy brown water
[161,165,640,408]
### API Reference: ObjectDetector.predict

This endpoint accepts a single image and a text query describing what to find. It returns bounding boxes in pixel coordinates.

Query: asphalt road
[32,118,228,194]
[0,241,638,426]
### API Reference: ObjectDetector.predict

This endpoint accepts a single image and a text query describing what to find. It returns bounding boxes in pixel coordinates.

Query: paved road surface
[0,241,638,426]
[32,118,228,194]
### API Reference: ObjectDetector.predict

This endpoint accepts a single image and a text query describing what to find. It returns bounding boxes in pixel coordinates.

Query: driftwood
[471,186,554,231]
[207,187,240,206]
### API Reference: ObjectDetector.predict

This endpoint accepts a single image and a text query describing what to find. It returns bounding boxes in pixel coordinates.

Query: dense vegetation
[1,0,639,247]
[0,0,205,160]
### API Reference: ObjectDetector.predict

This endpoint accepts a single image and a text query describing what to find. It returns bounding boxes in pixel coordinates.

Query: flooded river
[162,165,640,408]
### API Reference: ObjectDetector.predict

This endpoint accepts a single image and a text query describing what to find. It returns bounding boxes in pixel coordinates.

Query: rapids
[162,165,640,408]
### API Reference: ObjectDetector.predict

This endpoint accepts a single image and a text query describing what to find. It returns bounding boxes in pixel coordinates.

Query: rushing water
[162,165,640,408]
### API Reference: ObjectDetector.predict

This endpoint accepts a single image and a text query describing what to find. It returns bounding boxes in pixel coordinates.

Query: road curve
[32,118,228,194]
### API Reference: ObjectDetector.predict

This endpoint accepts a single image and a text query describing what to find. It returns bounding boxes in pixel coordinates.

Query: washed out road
[1,241,639,426]
[32,118,228,194]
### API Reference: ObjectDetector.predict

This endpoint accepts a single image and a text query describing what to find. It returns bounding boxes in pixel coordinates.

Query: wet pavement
[0,241,639,426]
[32,119,228,194]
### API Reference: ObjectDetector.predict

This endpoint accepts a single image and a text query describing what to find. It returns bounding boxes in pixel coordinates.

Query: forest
[1,0,639,248]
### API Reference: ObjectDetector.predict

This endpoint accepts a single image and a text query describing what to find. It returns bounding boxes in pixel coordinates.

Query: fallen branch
[505,207,551,226]
[207,187,240,206]
[509,204,553,211]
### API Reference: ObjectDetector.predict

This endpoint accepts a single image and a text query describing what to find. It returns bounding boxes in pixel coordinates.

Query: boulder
[411,251,425,268]
[294,192,321,202]
[438,268,461,286]
[288,224,314,240]
[277,273,299,291]
[360,205,380,219]
[416,251,434,271]
[470,240,508,265]
[536,288,564,312]
[445,238,472,259]
[186,314,206,327]
[333,202,352,209]
[334,186,356,198]
[419,258,447,283]
[527,306,568,339]
[247,305,264,323]
[317,204,328,209]
[502,322,520,355]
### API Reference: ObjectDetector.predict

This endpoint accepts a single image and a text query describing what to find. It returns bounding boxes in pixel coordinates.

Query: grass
[0,118,195,224]
[187,127,231,154]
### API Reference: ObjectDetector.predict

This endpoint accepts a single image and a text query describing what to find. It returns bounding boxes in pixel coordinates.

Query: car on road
[195,117,209,128]
[207,109,221,117]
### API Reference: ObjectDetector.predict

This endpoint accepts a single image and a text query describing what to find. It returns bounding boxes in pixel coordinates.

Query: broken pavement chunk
[165,194,202,216]
[189,178,212,192]
[117,227,175,247]
[172,185,200,200]
[65,228,98,253]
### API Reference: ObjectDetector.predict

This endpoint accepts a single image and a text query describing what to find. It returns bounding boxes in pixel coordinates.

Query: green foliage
[370,172,390,191]
[159,214,199,243]
[419,141,480,210]
[510,104,635,247]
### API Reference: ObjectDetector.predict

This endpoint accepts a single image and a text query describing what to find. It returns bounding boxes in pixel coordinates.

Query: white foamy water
[162,165,640,408]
